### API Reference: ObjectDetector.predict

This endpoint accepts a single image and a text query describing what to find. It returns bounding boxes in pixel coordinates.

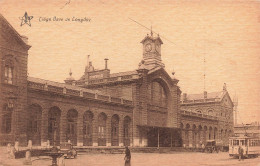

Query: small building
[234,122,260,138]
[180,88,234,147]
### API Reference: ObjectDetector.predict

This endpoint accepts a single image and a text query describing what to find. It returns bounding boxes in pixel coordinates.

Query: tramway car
[229,136,260,158]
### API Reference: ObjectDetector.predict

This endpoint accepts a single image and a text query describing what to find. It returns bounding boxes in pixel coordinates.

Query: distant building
[0,14,234,148]
[234,122,260,138]
[180,88,234,147]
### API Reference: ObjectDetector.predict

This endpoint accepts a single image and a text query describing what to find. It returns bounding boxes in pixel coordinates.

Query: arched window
[83,111,93,146]
[1,105,12,134]
[98,113,107,146]
[149,81,167,107]
[67,109,78,145]
[4,60,14,84]
[208,110,213,116]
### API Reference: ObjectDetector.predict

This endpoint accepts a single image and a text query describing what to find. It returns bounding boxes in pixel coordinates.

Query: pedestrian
[238,146,244,161]
[240,146,244,161]
[124,146,131,166]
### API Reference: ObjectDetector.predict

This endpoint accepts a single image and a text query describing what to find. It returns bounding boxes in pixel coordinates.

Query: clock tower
[140,31,165,69]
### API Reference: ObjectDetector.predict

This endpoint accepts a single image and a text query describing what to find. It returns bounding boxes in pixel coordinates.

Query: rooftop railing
[87,74,138,85]
[181,110,218,120]
[181,98,220,104]
[28,81,133,106]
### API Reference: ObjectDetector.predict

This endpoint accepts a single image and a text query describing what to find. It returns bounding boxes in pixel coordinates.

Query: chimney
[183,93,187,101]
[204,91,207,99]
[104,58,109,69]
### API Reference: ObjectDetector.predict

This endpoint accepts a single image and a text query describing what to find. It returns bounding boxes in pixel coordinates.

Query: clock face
[155,44,160,52]
[145,44,152,52]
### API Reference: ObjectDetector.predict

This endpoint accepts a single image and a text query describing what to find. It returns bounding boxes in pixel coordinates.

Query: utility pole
[233,95,238,125]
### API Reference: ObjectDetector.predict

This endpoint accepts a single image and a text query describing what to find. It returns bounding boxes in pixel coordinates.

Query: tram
[229,136,260,158]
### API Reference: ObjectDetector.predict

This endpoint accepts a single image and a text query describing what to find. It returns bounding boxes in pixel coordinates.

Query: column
[77,111,83,146]
[41,108,48,146]
[119,115,124,146]
[106,115,111,146]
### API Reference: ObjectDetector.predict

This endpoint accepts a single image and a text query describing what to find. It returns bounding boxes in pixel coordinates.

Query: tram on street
[229,136,260,158]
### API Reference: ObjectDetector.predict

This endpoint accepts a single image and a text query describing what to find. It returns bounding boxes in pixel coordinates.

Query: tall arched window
[98,113,107,146]
[149,81,167,107]
[83,111,93,146]
[4,60,14,84]
[67,109,78,145]
[1,105,12,134]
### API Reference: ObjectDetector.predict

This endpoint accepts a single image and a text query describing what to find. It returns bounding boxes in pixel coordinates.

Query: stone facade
[0,14,31,146]
[180,89,234,147]
[0,15,234,148]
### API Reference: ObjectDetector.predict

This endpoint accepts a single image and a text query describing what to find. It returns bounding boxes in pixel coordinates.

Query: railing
[27,81,133,106]
[121,75,133,80]
[48,85,63,93]
[107,77,118,82]
[28,82,45,90]
[66,89,80,96]
[182,98,220,104]
[148,104,167,113]
[97,94,109,101]
[181,110,218,120]
[83,92,95,99]
[87,74,137,85]
[111,97,121,104]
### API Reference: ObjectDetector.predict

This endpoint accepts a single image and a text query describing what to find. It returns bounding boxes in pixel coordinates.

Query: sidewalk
[0,147,52,166]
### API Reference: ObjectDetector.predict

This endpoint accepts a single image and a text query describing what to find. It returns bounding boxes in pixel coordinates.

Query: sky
[1,0,260,124]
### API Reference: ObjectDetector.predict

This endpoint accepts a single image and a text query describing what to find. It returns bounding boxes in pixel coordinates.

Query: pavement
[0,147,260,166]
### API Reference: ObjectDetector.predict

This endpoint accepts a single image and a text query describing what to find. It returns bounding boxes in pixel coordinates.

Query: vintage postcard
[0,0,259,165]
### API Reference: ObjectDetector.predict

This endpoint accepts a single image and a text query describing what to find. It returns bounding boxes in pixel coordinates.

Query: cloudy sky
[1,0,260,124]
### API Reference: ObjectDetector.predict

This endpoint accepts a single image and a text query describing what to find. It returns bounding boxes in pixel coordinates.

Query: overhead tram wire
[237,109,248,136]
[128,17,191,54]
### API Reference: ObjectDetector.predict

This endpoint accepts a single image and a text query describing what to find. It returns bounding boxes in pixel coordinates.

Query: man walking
[124,146,131,166]
[238,146,244,161]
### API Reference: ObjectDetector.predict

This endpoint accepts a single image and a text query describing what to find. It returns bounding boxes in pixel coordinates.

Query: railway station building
[0,14,233,148]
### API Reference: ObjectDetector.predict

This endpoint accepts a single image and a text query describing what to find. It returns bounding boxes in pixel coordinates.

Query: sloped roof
[0,13,31,48]
[140,35,163,44]
[28,77,101,94]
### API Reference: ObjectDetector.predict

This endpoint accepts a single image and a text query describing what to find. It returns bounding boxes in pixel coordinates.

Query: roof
[183,91,225,100]
[0,13,31,48]
[28,77,101,94]
[140,34,163,44]
[109,70,137,77]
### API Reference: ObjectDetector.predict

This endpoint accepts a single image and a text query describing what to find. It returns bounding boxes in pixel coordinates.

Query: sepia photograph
[0,0,259,165]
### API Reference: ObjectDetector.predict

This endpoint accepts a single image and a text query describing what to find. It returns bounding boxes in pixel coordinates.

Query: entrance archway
[48,107,61,146]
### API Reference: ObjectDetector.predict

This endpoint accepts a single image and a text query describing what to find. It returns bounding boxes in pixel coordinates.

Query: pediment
[147,67,177,87]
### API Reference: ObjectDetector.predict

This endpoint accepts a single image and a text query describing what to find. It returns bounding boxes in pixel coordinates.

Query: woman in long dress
[124,146,131,166]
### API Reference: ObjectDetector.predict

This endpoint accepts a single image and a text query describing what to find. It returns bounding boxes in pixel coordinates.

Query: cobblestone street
[1,151,260,166]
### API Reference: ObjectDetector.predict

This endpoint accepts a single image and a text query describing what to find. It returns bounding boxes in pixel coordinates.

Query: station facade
[0,14,233,148]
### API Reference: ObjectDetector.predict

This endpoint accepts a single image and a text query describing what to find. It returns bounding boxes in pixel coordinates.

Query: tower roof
[140,33,163,44]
